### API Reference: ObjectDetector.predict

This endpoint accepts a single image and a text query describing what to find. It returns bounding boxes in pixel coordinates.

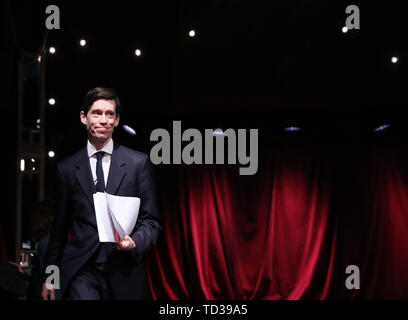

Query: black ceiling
[7,0,408,154]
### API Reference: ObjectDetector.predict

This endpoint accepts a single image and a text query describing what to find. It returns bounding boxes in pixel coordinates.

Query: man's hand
[8,261,24,274]
[114,231,136,251]
[41,283,55,300]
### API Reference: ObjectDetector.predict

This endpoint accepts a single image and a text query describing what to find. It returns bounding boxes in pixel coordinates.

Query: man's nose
[100,114,108,123]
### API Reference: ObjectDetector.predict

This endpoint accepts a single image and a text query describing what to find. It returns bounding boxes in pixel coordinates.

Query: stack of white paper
[93,192,141,242]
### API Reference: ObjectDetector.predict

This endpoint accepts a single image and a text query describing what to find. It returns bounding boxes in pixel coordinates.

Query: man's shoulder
[115,144,149,163]
[56,147,87,170]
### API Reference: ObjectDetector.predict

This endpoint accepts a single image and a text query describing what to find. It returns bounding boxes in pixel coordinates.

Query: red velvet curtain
[147,146,337,299]
[351,147,408,299]
[146,144,408,299]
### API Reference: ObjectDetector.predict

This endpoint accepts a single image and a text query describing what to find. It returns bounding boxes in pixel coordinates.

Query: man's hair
[82,87,123,115]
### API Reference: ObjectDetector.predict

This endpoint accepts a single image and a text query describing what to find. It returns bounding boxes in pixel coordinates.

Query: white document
[93,192,141,242]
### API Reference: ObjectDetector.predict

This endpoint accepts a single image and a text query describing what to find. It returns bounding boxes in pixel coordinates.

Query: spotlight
[80,39,86,47]
[122,125,136,136]
[284,126,301,131]
[135,49,142,56]
[37,55,42,62]
[188,29,196,37]
[49,47,56,54]
[373,124,390,132]
[48,150,55,158]
[391,56,398,64]
[48,98,56,106]
[342,26,348,33]
[212,129,224,136]
[20,159,25,172]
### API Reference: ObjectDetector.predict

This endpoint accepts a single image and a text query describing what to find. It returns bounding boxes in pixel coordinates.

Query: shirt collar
[87,138,114,158]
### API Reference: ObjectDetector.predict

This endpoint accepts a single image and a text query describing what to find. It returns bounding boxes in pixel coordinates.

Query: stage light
[188,29,196,37]
[20,159,25,172]
[122,125,136,135]
[374,124,390,132]
[135,49,142,56]
[48,98,56,105]
[342,26,348,33]
[49,47,56,54]
[212,129,224,136]
[391,56,398,63]
[48,150,55,158]
[31,158,35,163]
[284,126,301,131]
[37,55,42,62]
[80,39,86,47]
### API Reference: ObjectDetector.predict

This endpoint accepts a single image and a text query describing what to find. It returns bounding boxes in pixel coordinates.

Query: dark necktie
[95,151,105,192]
[95,151,108,265]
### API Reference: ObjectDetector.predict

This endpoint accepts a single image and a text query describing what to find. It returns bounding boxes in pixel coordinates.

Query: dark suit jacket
[44,142,162,299]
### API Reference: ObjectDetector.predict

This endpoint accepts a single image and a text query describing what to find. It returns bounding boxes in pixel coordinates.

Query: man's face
[80,99,120,142]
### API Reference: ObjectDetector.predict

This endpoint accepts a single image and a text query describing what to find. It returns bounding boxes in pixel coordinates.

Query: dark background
[43,1,408,153]
[5,1,408,151]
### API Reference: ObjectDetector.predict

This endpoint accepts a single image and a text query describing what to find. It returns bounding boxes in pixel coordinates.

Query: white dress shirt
[87,138,113,187]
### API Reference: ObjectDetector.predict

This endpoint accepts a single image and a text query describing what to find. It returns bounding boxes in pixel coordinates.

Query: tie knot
[96,151,105,160]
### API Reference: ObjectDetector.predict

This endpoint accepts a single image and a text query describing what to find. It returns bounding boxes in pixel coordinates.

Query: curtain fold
[147,145,408,299]
[353,148,408,299]
[148,147,336,299]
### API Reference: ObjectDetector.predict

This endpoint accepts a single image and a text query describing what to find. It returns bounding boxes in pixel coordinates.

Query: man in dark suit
[41,87,161,300]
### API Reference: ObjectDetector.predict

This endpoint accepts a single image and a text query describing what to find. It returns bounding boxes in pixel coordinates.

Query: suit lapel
[106,143,126,195]
[75,147,96,209]
[74,143,126,211]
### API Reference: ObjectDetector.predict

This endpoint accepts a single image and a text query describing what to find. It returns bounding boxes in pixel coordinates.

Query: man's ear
[114,113,120,127]
[80,111,87,125]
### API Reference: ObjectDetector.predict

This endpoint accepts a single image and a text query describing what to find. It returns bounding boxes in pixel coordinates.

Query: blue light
[373,124,390,132]
[122,125,136,136]
[212,129,225,136]
[284,126,301,131]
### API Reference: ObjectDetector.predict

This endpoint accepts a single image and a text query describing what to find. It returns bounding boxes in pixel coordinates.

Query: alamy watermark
[45,5,361,33]
[345,264,360,290]
[150,121,258,175]
[345,5,360,30]
[45,5,60,30]
[45,265,60,289]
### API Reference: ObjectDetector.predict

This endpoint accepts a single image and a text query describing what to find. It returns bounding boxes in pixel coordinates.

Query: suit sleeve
[130,155,162,260]
[42,163,71,281]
